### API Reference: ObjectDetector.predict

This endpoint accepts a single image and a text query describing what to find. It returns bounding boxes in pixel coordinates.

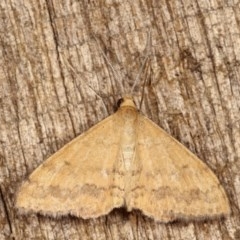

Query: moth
[16,35,230,222]
[16,95,230,222]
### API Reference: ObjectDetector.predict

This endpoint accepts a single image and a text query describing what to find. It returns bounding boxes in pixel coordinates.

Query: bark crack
[0,186,13,237]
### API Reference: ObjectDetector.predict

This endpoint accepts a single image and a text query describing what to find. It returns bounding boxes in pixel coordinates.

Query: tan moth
[16,35,230,222]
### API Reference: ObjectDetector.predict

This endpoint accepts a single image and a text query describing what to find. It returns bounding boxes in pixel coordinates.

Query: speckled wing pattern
[16,113,125,219]
[127,114,230,222]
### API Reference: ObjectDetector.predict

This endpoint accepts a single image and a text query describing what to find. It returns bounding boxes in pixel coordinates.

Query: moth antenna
[139,70,150,111]
[130,30,152,96]
[61,53,108,113]
[93,34,122,86]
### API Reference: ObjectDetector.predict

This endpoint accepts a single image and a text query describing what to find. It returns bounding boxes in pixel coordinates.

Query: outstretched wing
[16,113,125,219]
[128,114,230,222]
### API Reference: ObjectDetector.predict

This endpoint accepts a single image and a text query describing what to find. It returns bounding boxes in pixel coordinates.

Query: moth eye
[116,98,124,109]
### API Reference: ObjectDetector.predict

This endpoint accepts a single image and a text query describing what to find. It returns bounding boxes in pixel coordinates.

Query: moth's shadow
[108,207,137,221]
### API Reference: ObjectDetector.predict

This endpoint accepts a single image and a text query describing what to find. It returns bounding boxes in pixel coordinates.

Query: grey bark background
[0,0,240,239]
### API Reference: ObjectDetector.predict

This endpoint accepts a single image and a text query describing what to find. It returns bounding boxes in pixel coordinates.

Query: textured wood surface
[0,0,240,239]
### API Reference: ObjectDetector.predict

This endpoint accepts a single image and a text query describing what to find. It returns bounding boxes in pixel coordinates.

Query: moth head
[118,96,136,109]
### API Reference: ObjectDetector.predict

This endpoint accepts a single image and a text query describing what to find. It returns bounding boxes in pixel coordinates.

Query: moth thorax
[119,97,136,109]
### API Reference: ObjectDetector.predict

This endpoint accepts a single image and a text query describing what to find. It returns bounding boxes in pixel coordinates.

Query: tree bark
[0,0,239,239]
